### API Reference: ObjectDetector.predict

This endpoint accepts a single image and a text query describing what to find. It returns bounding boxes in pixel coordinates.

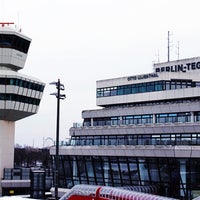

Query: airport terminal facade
[51,57,200,199]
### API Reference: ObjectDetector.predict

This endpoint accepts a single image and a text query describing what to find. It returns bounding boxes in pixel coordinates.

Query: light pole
[50,79,66,200]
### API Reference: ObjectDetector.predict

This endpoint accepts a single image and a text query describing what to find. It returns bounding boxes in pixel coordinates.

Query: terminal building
[0,23,45,195]
[50,57,200,199]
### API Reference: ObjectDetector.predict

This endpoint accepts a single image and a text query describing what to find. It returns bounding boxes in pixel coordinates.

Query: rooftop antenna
[167,31,173,62]
[176,41,180,60]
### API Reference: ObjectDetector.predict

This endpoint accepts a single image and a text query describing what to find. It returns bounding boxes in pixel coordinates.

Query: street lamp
[50,79,66,200]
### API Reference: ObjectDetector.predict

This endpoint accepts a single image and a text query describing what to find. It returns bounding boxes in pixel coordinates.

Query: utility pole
[50,79,66,200]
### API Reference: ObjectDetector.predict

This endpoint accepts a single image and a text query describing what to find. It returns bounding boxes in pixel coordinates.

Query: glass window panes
[96,80,198,98]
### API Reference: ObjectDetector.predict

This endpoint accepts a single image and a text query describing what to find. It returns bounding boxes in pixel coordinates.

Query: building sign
[155,61,200,73]
[127,73,158,81]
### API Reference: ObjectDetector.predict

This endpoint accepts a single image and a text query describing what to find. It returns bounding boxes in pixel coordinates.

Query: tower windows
[0,93,40,105]
[0,77,45,92]
[0,34,30,53]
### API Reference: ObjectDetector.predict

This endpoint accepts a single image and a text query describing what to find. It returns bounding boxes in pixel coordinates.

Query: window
[156,114,168,123]
[111,117,120,125]
[9,78,15,85]
[122,116,133,125]
[133,115,142,124]
[194,112,200,122]
[171,81,176,89]
[168,113,177,123]
[104,88,110,97]
[147,82,155,92]
[110,87,117,96]
[132,85,138,94]
[138,83,146,93]
[142,115,152,124]
[97,88,103,97]
[155,81,163,91]
[83,118,91,126]
[117,86,124,95]
[124,85,132,94]
[0,34,30,53]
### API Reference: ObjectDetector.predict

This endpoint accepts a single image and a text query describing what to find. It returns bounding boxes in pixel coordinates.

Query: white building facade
[51,57,200,199]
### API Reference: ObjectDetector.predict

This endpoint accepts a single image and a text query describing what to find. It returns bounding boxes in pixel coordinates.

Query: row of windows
[0,34,30,53]
[96,80,200,98]
[87,115,153,126]
[123,115,153,125]
[156,113,191,123]
[84,112,199,126]
[0,78,44,92]
[70,133,200,146]
[54,156,196,199]
[0,93,40,105]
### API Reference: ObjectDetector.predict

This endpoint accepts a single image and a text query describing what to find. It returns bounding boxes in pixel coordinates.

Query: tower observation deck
[0,22,45,194]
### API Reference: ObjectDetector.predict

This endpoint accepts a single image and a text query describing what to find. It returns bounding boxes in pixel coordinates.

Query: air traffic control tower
[0,23,45,193]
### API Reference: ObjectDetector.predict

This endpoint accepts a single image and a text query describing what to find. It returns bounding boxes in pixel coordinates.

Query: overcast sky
[1,0,200,147]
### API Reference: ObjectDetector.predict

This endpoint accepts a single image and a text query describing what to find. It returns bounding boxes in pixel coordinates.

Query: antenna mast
[176,41,180,60]
[167,31,170,62]
[167,31,173,62]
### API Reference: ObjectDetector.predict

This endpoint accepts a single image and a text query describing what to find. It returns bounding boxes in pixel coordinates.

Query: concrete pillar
[191,112,194,123]
[180,160,186,197]
[73,157,78,185]
[153,114,156,124]
[91,118,93,126]
[103,162,109,186]
[119,116,123,125]
[0,120,15,194]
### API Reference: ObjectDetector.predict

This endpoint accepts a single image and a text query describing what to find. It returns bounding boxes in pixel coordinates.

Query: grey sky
[1,0,200,147]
